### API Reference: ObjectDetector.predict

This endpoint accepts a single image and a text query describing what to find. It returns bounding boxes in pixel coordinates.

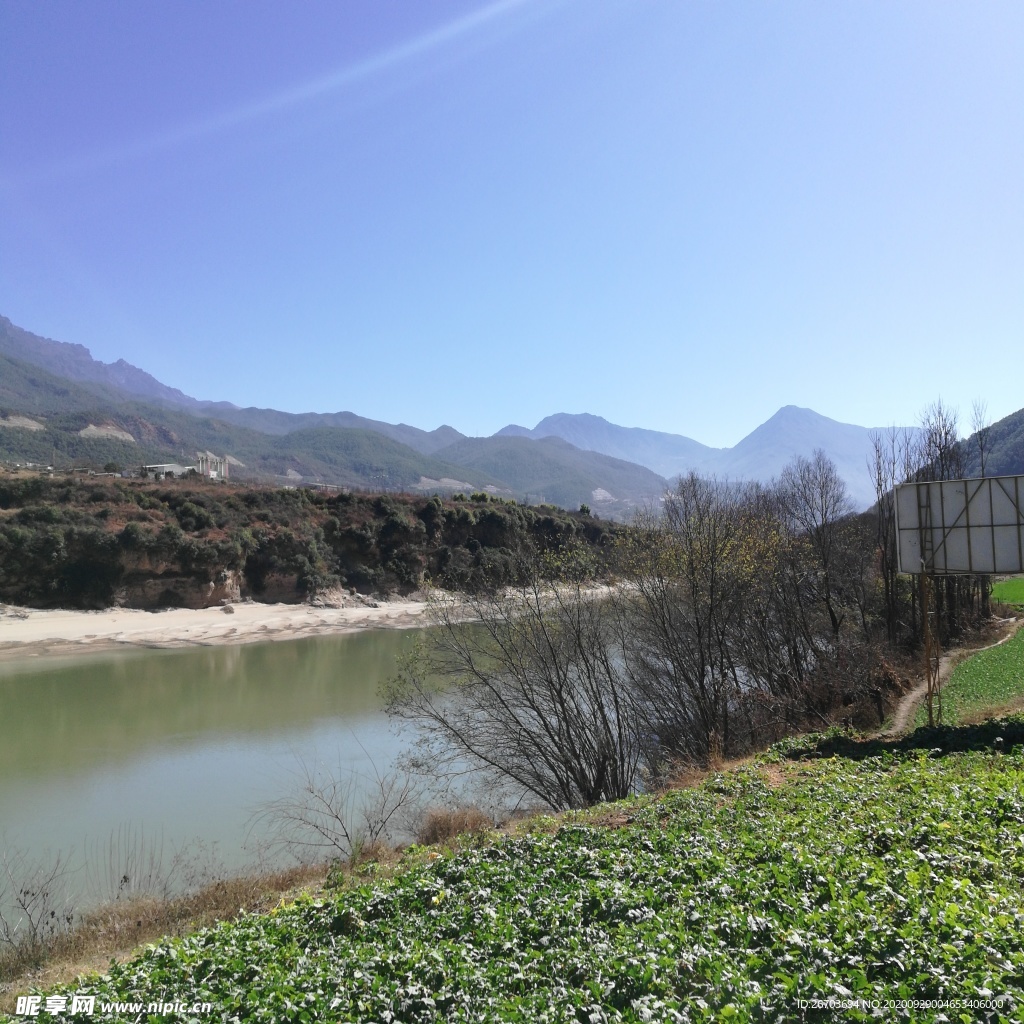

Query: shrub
[415,806,493,846]
[118,522,152,551]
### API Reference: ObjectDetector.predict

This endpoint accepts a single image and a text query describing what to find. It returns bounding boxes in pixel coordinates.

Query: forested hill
[0,351,496,494]
[0,315,465,453]
[0,345,663,515]
[0,476,617,610]
[432,435,667,512]
[963,405,1024,477]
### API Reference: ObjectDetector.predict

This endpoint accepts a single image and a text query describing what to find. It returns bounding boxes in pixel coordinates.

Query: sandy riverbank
[0,597,434,662]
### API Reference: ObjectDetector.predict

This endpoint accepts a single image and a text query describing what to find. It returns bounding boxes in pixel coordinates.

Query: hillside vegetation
[914,626,1024,728]
[1,315,466,452]
[0,353,130,417]
[963,406,1024,479]
[8,720,1023,1022]
[1,335,666,510]
[0,476,615,609]
[0,353,493,494]
[433,435,666,513]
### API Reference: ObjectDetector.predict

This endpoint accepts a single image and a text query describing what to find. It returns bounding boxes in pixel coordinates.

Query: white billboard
[895,475,1024,575]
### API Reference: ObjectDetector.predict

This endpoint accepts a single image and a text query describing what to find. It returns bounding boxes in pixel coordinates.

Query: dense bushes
[0,520,123,607]
[0,478,616,608]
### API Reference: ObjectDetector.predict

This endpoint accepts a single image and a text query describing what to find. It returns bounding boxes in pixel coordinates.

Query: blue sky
[1,1,1021,447]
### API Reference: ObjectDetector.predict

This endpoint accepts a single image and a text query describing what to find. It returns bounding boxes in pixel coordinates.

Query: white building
[196,451,229,479]
[142,452,230,480]
[142,462,192,480]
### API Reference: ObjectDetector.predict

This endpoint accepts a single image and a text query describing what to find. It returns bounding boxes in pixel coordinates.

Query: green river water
[0,629,424,907]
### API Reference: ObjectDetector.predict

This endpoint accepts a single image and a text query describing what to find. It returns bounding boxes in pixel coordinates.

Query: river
[0,629,425,909]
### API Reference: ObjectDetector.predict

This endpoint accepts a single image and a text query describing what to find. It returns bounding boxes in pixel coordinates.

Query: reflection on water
[0,632,421,779]
[0,629,427,898]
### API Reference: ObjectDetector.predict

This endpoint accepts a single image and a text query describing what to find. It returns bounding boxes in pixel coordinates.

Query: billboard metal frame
[895,474,1024,576]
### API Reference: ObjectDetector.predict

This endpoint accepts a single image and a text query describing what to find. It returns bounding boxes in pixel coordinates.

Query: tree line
[388,402,1003,810]
[0,479,617,608]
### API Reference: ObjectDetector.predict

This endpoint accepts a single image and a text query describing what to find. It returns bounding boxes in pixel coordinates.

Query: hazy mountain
[0,315,220,412]
[496,412,715,478]
[433,435,666,514]
[703,406,889,509]
[0,358,658,511]
[499,407,909,509]
[207,407,465,455]
[0,349,491,492]
[0,326,655,512]
[0,316,464,455]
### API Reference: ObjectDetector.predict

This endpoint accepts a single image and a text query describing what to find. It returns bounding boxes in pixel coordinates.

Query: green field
[916,626,1024,728]
[992,578,1024,608]
[9,721,1024,1023]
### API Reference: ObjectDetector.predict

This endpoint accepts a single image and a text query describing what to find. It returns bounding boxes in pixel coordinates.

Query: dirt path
[878,655,954,739]
[876,617,1022,739]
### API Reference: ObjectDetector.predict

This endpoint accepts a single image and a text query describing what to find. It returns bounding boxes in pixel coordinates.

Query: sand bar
[0,598,433,662]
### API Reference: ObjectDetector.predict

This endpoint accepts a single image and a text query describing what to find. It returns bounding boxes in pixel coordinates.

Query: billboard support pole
[920,572,941,727]
[913,482,942,727]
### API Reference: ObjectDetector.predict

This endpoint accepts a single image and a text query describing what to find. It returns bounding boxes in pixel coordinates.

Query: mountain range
[497,408,905,509]
[2,315,1021,515]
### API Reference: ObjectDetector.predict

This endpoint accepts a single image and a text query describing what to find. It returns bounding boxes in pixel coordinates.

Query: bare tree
[868,425,927,646]
[778,450,855,638]
[386,554,644,810]
[253,757,423,863]
[0,847,76,951]
[971,398,991,478]
[387,465,907,795]
[619,466,876,764]
[918,399,964,482]
[618,475,751,766]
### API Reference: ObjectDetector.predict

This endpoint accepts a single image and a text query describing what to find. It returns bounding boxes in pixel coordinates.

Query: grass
[5,721,1024,1023]
[915,625,1024,728]
[0,863,328,1009]
[991,577,1024,608]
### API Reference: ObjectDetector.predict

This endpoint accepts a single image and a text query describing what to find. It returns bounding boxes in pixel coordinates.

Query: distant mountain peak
[494,405,920,510]
[536,412,611,427]
[767,404,847,422]
[495,412,715,481]
[0,315,217,411]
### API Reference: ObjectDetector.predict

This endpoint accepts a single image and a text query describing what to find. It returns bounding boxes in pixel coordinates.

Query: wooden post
[920,572,941,727]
